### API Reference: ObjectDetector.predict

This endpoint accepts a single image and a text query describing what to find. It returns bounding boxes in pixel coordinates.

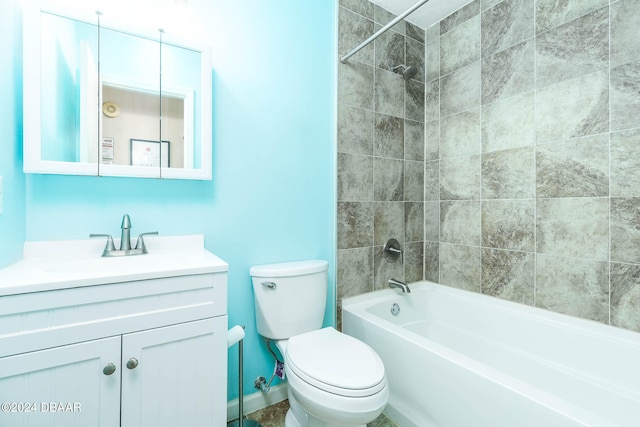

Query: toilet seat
[285,327,386,398]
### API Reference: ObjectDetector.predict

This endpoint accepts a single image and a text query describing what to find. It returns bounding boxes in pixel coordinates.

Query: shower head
[392,64,418,80]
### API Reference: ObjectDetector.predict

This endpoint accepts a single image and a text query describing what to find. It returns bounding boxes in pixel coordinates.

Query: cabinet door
[0,336,121,426]
[121,317,227,427]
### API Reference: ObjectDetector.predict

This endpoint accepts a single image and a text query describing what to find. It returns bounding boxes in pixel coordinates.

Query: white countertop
[0,234,228,296]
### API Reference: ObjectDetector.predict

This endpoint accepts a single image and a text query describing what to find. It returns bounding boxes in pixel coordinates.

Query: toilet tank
[250,260,328,340]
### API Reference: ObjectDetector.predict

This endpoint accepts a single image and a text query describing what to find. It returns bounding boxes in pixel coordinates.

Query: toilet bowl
[280,327,388,427]
[250,260,389,427]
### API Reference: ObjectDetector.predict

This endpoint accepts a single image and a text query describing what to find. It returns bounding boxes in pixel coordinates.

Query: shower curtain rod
[340,0,430,63]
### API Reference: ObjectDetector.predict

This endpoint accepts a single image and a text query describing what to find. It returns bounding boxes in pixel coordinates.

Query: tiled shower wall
[337,0,640,333]
[425,0,640,331]
[336,0,426,307]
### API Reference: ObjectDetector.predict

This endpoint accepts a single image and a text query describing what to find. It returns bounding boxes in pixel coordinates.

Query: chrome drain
[391,303,400,316]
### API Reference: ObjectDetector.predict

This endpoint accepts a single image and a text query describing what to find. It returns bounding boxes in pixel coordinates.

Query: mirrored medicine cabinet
[23,4,212,180]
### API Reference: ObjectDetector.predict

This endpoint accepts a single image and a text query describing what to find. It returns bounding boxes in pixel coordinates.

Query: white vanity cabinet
[1,336,122,426]
[0,236,228,427]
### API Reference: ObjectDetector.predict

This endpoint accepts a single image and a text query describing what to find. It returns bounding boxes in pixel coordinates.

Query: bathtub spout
[389,278,411,293]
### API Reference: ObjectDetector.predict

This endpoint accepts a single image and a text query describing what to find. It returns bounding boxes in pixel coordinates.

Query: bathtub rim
[342,280,640,347]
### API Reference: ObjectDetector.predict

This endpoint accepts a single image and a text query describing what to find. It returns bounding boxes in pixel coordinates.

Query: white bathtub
[342,281,640,427]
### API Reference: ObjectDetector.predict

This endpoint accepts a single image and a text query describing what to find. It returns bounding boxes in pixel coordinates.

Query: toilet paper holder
[228,325,262,427]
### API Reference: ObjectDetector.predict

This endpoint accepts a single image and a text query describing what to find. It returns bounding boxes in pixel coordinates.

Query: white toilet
[250,259,389,427]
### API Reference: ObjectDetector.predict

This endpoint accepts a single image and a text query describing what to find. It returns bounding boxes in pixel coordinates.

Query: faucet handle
[90,234,116,255]
[135,232,159,254]
[383,238,403,263]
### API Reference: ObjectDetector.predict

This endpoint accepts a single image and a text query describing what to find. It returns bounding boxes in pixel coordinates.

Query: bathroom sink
[0,235,228,296]
[45,254,159,274]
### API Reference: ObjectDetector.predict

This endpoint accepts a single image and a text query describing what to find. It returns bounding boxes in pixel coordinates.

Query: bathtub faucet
[388,278,411,293]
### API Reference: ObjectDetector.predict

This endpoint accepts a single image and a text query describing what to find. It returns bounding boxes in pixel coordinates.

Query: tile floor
[233,400,399,427]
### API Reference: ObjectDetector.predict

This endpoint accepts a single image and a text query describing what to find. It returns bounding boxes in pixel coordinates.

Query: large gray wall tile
[338,153,373,201]
[611,197,640,264]
[441,0,481,35]
[337,202,373,249]
[481,91,535,152]
[440,243,481,291]
[482,39,534,104]
[536,134,609,198]
[440,155,481,200]
[424,201,440,241]
[482,199,535,251]
[338,7,374,65]
[535,0,608,34]
[611,60,640,131]
[424,160,440,201]
[481,0,533,58]
[426,38,440,82]
[339,0,374,19]
[440,61,481,117]
[338,61,374,110]
[405,201,424,243]
[375,68,404,117]
[374,201,404,246]
[406,38,426,83]
[374,29,405,72]
[611,262,640,332]
[405,119,425,161]
[425,120,439,161]
[611,0,640,67]
[440,200,481,245]
[405,80,425,122]
[481,248,534,305]
[374,114,403,159]
[425,80,440,122]
[482,146,534,199]
[535,71,609,143]
[406,21,425,43]
[440,16,481,76]
[440,109,481,158]
[611,128,640,197]
[536,7,609,88]
[536,197,609,260]
[337,247,374,298]
[338,105,373,155]
[404,160,424,201]
[424,241,440,281]
[374,157,404,201]
[405,241,425,282]
[536,254,609,323]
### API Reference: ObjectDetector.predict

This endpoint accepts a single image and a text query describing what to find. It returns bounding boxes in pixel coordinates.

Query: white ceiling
[368,0,474,29]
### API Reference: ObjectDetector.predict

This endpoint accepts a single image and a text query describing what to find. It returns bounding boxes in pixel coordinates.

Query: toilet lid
[285,327,386,397]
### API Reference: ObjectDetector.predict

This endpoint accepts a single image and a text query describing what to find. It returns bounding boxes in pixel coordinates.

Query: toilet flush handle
[261,281,277,289]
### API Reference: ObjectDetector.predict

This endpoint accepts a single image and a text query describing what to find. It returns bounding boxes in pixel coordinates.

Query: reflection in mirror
[161,42,201,171]
[99,26,160,173]
[40,11,98,164]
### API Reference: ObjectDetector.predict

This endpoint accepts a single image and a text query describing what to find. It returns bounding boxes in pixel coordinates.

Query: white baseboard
[227,383,288,421]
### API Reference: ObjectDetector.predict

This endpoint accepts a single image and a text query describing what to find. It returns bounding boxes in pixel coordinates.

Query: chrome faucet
[120,214,132,251]
[90,214,158,257]
[389,278,411,293]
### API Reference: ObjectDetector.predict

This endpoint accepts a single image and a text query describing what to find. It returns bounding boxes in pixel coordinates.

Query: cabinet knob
[126,357,139,370]
[103,363,117,375]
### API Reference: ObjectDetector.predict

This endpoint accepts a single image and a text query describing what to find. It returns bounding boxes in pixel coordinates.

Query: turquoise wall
[11,0,336,403]
[0,0,26,267]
